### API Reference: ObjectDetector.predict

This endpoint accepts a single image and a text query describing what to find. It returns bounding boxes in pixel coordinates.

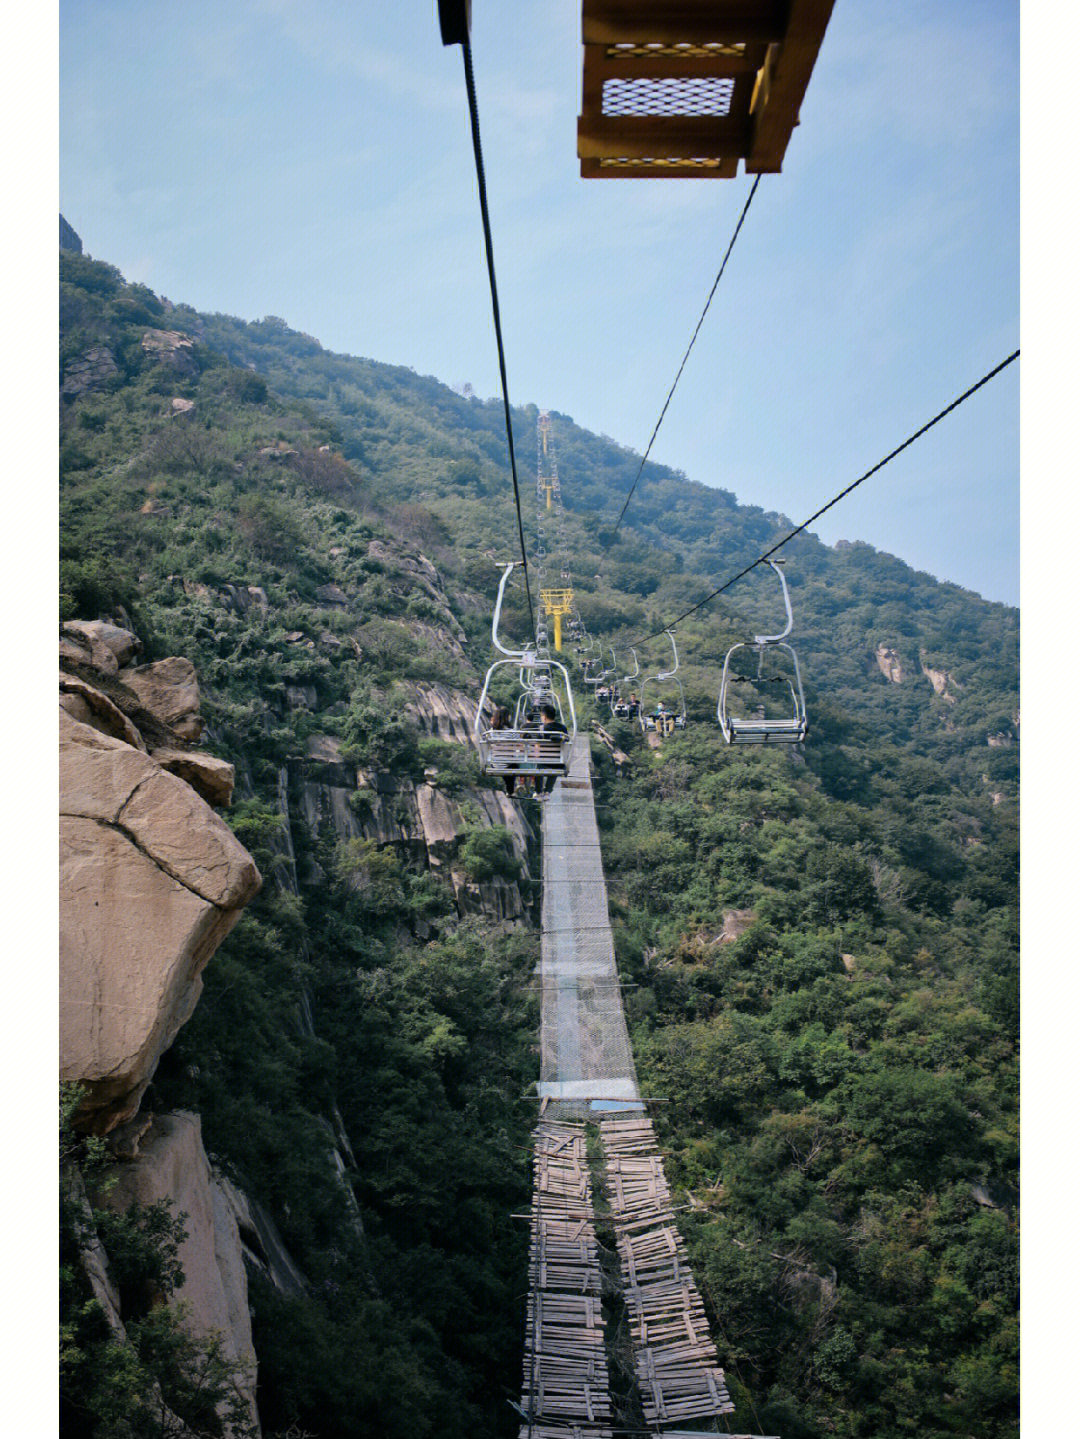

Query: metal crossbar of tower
[577,0,835,177]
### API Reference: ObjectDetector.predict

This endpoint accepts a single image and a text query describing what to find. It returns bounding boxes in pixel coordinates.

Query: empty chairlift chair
[718,559,808,744]
[475,562,577,781]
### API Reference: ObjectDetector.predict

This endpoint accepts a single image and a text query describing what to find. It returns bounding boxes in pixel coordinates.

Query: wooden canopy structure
[577,0,835,177]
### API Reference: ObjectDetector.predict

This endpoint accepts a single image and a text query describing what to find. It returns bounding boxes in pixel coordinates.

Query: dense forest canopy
[60,250,1018,1438]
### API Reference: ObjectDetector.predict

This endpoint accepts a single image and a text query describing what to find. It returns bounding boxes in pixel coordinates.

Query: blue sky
[60,0,1019,604]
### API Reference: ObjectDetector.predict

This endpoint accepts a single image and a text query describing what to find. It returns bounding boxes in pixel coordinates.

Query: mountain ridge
[60,247,1018,1439]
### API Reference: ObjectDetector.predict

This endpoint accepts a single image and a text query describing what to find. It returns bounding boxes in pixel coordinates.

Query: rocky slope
[60,594,539,1436]
[60,619,267,1431]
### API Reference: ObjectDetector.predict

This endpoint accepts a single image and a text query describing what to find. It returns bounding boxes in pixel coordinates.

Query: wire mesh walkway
[538,737,644,1118]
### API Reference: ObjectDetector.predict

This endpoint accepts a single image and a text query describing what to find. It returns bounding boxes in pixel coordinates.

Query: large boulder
[99,1113,261,1436]
[62,620,142,675]
[60,671,146,749]
[123,657,203,740]
[151,749,235,808]
[60,710,260,1130]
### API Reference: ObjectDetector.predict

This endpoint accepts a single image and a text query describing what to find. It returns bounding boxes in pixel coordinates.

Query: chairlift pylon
[717,559,808,745]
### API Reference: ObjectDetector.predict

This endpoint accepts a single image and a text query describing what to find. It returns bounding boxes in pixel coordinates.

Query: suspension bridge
[518,735,752,1437]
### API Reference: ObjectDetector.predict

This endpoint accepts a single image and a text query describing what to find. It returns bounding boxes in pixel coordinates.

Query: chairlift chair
[581,640,607,687]
[638,631,687,735]
[717,559,808,745]
[475,563,577,780]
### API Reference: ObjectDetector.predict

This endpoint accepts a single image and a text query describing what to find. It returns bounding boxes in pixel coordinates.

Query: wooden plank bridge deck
[520,1121,613,1438]
[600,1115,735,1428]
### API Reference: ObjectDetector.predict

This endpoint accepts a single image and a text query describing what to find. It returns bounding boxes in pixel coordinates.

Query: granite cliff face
[60,604,537,1436]
[60,622,266,1432]
[291,681,534,923]
[60,624,261,1131]
[95,1113,262,1437]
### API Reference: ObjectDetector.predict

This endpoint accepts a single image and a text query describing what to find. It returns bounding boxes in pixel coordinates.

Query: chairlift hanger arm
[657,628,680,681]
[491,561,532,660]
[753,559,795,645]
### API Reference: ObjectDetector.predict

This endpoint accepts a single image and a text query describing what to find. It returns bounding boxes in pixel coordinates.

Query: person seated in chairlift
[489,705,522,797]
[534,703,568,796]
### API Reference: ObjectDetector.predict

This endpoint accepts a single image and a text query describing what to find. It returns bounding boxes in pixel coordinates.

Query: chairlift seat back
[479,728,571,776]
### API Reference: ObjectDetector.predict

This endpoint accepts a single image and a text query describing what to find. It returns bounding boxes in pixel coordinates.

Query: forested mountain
[60,248,1018,1439]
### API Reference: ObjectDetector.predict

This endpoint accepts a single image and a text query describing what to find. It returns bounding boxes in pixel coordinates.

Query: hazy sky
[60,0,1019,604]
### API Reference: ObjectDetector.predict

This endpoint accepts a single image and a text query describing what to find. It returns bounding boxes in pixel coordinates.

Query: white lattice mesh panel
[598,156,724,170]
[606,42,747,60]
[601,76,735,117]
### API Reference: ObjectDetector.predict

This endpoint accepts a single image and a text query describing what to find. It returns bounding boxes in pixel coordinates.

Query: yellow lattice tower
[538,411,557,508]
[540,588,574,651]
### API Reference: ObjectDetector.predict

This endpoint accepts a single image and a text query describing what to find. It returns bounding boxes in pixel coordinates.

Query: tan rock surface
[400,682,478,747]
[124,656,203,739]
[60,673,146,749]
[60,712,260,1128]
[63,620,142,669]
[414,783,460,850]
[60,816,236,1124]
[141,329,194,354]
[61,708,158,819]
[151,749,235,807]
[875,643,905,684]
[101,1113,261,1436]
[920,656,959,703]
[117,766,257,906]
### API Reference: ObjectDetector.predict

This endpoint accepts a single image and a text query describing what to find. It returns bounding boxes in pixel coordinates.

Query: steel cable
[612,175,762,535]
[460,38,536,632]
[625,349,1020,647]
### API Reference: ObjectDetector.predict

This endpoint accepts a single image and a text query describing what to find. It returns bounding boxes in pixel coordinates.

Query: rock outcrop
[151,749,236,808]
[61,710,260,1131]
[60,625,260,1131]
[60,214,83,254]
[141,329,199,379]
[920,653,960,703]
[874,643,905,684]
[288,682,535,923]
[123,657,204,741]
[99,1113,261,1436]
[62,346,119,398]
